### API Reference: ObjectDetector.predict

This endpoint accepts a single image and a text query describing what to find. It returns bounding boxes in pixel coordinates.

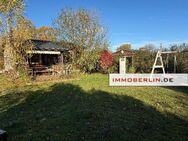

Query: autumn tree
[0,0,25,72]
[15,17,35,39]
[11,18,34,67]
[54,8,108,66]
[35,26,56,41]
[116,44,131,51]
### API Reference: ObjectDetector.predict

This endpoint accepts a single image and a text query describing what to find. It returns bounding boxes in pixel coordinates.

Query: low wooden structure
[0,129,7,141]
[26,40,69,76]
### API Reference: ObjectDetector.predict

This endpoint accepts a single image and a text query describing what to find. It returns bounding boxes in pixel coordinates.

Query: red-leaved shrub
[99,50,113,71]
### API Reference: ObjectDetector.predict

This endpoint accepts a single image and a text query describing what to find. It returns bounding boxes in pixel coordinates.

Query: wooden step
[154,65,163,68]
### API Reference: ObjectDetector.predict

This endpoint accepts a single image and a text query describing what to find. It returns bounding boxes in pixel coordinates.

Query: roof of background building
[112,49,134,57]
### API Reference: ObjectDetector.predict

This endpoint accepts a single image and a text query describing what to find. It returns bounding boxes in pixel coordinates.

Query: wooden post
[39,54,42,64]
[58,53,64,64]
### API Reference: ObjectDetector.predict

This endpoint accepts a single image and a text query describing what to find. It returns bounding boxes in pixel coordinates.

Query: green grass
[0,74,188,141]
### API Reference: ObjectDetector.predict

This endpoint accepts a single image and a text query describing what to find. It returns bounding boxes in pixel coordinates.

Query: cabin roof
[30,39,68,52]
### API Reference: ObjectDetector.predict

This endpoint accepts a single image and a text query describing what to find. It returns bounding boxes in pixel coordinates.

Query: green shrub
[128,66,136,73]
[78,50,100,73]
[108,56,119,73]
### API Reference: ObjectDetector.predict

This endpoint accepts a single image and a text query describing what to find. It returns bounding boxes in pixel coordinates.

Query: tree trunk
[4,44,14,71]
[4,16,14,72]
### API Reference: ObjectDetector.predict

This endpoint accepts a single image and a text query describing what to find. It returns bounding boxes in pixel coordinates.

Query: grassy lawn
[0,74,188,141]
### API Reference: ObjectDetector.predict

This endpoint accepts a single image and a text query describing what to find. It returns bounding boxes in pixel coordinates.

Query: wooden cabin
[26,40,69,75]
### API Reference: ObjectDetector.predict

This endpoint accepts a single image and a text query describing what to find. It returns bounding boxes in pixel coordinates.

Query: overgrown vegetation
[170,43,188,73]
[133,47,156,73]
[79,49,101,73]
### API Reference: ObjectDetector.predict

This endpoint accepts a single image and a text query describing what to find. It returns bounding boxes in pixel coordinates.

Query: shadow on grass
[163,86,188,94]
[0,83,188,141]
